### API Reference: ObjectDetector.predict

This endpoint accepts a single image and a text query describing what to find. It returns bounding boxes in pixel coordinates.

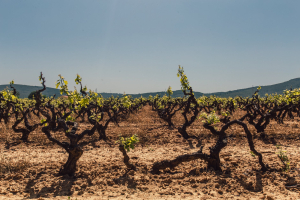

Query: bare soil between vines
[0,106,300,199]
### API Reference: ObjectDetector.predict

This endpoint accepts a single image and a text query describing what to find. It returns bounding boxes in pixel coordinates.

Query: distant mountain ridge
[1,78,300,99]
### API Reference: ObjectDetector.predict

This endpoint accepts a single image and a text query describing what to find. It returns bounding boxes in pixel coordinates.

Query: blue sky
[1,0,300,94]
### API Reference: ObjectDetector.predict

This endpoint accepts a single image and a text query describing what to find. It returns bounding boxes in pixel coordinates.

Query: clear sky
[1,0,300,94]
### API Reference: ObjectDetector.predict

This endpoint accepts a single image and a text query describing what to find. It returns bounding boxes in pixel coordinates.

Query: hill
[202,77,300,98]
[0,84,62,98]
[1,78,300,98]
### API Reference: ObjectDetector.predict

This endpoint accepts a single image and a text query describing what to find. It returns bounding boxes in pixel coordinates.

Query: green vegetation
[276,144,290,172]
[116,134,139,152]
[0,68,297,176]
[199,111,220,125]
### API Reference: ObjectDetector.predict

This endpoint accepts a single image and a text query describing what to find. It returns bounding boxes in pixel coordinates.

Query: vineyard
[0,67,300,199]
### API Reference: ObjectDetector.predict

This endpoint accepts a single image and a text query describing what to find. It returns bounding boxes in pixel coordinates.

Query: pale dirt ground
[0,106,299,200]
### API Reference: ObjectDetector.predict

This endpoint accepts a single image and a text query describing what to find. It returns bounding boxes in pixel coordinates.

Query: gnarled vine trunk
[59,146,83,176]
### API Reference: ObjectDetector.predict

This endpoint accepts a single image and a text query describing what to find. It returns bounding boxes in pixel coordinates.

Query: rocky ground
[0,106,299,199]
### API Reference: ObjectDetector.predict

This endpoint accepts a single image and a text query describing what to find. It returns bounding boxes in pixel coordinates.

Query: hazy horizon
[1,76,298,95]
